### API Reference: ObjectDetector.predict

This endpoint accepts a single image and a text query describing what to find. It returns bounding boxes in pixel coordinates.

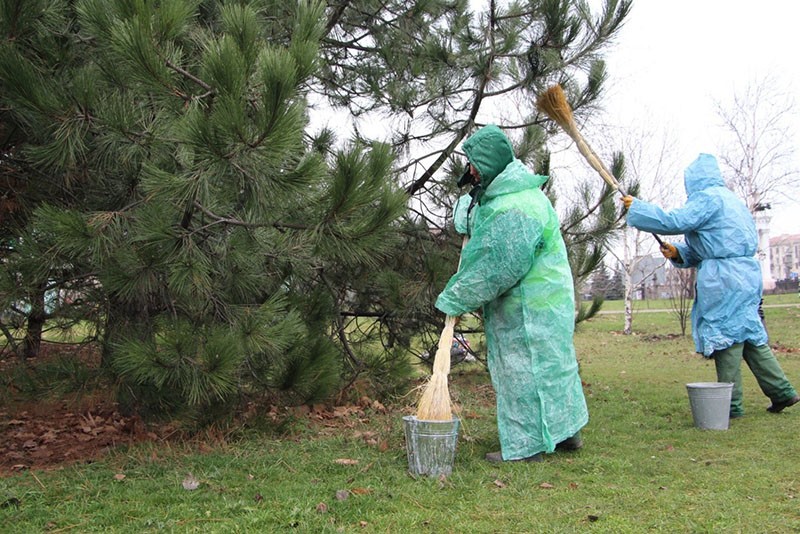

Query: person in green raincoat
[436,125,588,462]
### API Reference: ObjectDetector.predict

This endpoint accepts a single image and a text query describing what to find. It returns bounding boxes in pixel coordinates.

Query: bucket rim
[403,415,460,423]
[686,382,734,389]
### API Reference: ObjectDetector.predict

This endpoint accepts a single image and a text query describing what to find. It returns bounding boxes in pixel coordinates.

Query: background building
[754,208,775,290]
[769,234,800,282]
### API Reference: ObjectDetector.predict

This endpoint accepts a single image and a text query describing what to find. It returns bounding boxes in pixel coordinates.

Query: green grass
[2,305,800,532]
[596,291,799,312]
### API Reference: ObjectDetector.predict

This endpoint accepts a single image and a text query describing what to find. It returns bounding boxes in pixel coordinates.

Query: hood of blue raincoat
[684,153,726,197]
[462,125,514,203]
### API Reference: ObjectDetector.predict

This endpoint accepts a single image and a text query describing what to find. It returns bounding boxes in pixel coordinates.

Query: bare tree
[606,124,681,334]
[715,76,800,212]
[668,266,695,336]
[715,76,798,293]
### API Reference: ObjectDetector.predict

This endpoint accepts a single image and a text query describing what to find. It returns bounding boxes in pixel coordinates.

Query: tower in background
[754,205,775,290]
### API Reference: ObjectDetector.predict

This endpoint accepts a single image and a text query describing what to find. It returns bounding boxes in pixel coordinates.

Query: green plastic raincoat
[435,125,588,460]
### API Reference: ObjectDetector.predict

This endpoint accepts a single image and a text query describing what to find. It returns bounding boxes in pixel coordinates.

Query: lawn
[1,298,799,532]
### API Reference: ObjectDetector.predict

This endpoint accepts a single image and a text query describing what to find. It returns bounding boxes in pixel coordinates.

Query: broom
[536,84,664,247]
[415,315,457,421]
[416,236,469,421]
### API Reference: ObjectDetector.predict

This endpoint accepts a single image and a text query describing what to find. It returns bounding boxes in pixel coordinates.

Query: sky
[590,0,800,237]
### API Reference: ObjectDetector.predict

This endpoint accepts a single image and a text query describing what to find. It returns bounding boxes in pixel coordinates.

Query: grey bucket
[403,415,460,477]
[686,382,734,430]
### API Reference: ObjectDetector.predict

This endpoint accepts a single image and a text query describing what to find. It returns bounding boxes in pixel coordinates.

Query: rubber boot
[555,431,583,451]
[713,344,745,418]
[741,343,798,410]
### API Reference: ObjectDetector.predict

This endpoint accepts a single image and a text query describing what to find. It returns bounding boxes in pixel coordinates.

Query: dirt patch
[640,333,685,342]
[0,343,159,474]
[0,343,446,475]
[1,399,153,474]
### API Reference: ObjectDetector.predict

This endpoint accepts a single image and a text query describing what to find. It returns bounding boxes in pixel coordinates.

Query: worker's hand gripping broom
[536,84,664,247]
[416,236,469,421]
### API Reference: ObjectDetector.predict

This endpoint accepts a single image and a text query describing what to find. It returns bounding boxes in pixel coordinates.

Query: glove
[621,195,634,209]
[660,243,679,259]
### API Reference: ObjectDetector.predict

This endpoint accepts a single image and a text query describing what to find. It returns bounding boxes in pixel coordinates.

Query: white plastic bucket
[686,382,734,430]
[403,415,460,477]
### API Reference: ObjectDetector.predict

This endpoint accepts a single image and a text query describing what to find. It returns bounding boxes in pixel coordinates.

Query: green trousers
[713,342,798,417]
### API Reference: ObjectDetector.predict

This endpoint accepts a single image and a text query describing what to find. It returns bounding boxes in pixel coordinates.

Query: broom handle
[563,124,665,247]
[563,123,624,194]
[432,235,470,376]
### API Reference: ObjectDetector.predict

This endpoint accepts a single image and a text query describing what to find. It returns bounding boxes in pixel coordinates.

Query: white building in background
[769,234,800,281]
[629,255,670,300]
[754,208,775,290]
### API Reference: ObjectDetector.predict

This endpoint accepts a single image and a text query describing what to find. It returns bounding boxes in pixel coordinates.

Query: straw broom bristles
[536,84,623,194]
[416,314,456,421]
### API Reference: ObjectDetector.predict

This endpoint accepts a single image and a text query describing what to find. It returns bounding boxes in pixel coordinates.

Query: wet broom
[416,236,469,421]
[415,315,457,421]
[536,84,664,246]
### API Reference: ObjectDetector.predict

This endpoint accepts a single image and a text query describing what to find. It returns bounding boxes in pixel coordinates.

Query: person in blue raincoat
[622,153,799,418]
[436,124,588,462]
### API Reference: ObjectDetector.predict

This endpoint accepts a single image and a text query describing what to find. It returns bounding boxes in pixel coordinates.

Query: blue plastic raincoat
[625,153,767,356]
[435,125,588,460]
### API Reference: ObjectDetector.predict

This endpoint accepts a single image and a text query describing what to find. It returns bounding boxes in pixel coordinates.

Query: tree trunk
[22,283,47,359]
[623,276,633,335]
[622,228,634,335]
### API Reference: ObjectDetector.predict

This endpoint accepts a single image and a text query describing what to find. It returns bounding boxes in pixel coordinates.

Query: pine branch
[164,59,214,95]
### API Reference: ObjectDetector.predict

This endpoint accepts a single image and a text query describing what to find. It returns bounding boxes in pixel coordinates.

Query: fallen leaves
[1,403,149,473]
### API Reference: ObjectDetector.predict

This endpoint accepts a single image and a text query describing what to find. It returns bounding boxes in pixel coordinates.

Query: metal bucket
[403,415,460,477]
[686,382,734,430]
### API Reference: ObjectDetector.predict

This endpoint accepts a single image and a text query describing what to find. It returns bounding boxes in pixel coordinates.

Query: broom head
[416,372,452,421]
[536,84,575,132]
[416,316,456,421]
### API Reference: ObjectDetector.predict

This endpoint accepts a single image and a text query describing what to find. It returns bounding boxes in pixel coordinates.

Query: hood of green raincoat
[462,124,514,193]
[484,159,548,199]
[684,153,725,197]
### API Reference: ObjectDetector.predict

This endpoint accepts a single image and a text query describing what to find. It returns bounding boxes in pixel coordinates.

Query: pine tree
[0,0,634,419]
[0,0,406,417]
